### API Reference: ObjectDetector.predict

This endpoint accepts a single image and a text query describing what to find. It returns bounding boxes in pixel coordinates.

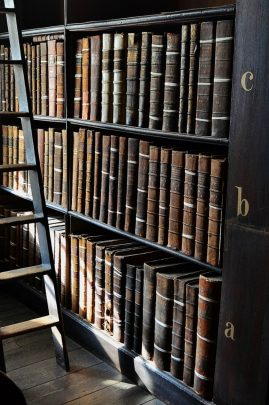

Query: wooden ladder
[0,0,69,372]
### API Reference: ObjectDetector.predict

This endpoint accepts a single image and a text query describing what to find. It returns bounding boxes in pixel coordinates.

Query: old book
[84,130,94,216]
[135,140,150,237]
[207,157,226,266]
[158,148,171,246]
[43,130,49,199]
[167,150,185,250]
[71,131,79,211]
[26,43,32,98]
[124,263,138,348]
[56,41,64,118]
[8,125,13,189]
[107,135,119,226]
[48,40,57,117]
[74,39,82,118]
[31,45,36,115]
[113,33,127,124]
[126,33,141,126]
[116,137,128,229]
[186,24,199,134]
[195,22,216,136]
[47,128,55,202]
[92,132,102,219]
[149,34,165,130]
[60,232,69,307]
[181,154,198,256]
[4,47,10,111]
[12,126,19,191]
[40,41,48,116]
[36,44,41,115]
[193,274,222,399]
[124,138,139,233]
[53,131,63,205]
[2,125,8,187]
[178,25,190,133]
[99,135,111,223]
[194,155,211,262]
[133,266,144,354]
[211,20,234,138]
[101,33,113,122]
[77,129,87,213]
[162,33,180,132]
[146,145,160,242]
[138,32,151,128]
[62,130,68,208]
[90,35,102,121]
[70,234,80,313]
[37,128,45,181]
[79,235,87,318]
[82,37,90,120]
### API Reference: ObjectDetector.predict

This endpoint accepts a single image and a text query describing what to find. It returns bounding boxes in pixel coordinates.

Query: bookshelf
[1,0,268,404]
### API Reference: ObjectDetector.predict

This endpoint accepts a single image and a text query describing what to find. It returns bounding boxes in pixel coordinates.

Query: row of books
[0,34,65,117]
[74,20,234,137]
[72,129,226,266]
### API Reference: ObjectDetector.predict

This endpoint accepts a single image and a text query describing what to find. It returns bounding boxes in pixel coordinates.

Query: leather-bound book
[124,263,138,348]
[0,45,5,111]
[178,25,190,133]
[79,235,87,318]
[12,126,19,190]
[8,125,13,189]
[70,234,79,313]
[138,32,151,128]
[92,132,102,219]
[113,33,127,124]
[211,20,234,138]
[107,135,119,226]
[194,155,211,262]
[162,33,180,132]
[48,40,57,117]
[53,131,63,206]
[36,44,41,115]
[74,39,82,118]
[181,154,198,256]
[116,137,128,229]
[90,35,102,121]
[135,140,150,237]
[167,150,185,250]
[149,34,165,130]
[40,41,48,116]
[31,45,36,115]
[186,24,199,134]
[183,280,199,387]
[4,47,10,111]
[37,128,45,181]
[193,273,222,400]
[2,125,8,187]
[71,131,79,211]
[158,148,171,246]
[62,129,68,209]
[82,37,90,120]
[126,33,141,126]
[124,138,139,233]
[133,266,144,354]
[77,129,87,213]
[43,130,49,199]
[99,135,111,223]
[146,146,160,242]
[84,130,94,216]
[60,232,69,307]
[47,128,55,202]
[207,157,226,266]
[195,22,216,136]
[56,41,64,118]
[101,33,113,123]
[27,43,32,99]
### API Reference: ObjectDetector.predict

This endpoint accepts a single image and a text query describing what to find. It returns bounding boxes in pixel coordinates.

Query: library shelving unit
[1,0,268,404]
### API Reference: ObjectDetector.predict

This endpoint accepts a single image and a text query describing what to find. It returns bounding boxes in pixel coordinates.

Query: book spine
[138,32,151,128]
[82,37,90,120]
[146,145,160,242]
[36,44,41,115]
[73,39,82,118]
[92,132,102,219]
[133,267,144,354]
[124,138,139,233]
[99,135,111,223]
[12,126,19,191]
[2,126,8,187]
[90,35,102,121]
[43,130,49,199]
[126,33,141,126]
[158,148,171,246]
[113,256,126,342]
[124,264,136,349]
[40,42,48,116]
[31,45,36,115]
[95,246,105,329]
[86,239,96,323]
[113,33,127,124]
[60,233,69,307]
[178,25,190,133]
[5,47,10,111]
[37,129,45,182]
[53,131,63,206]
[77,128,86,213]
[84,130,94,216]
[48,40,57,117]
[56,41,65,118]
[8,125,13,189]
[135,140,150,237]
[79,237,87,318]
[101,33,113,122]
[116,137,128,229]
[107,135,119,226]
[71,131,79,211]
[104,250,114,334]
[47,127,54,202]
[62,130,68,209]
[70,235,79,313]
[186,24,199,134]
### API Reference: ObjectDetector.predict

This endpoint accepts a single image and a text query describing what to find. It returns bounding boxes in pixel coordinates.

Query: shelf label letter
[236,186,249,216]
[225,322,235,341]
[241,71,254,92]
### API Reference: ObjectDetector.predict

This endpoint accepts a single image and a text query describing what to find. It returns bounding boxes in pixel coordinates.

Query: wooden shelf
[33,115,66,124]
[0,25,65,39]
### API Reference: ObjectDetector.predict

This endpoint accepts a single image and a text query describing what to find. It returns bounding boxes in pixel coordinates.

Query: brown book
[82,37,90,120]
[74,39,82,118]
[138,32,152,128]
[101,33,113,123]
[116,137,128,229]
[53,131,63,206]
[37,128,45,181]
[56,41,64,118]
[107,135,119,226]
[149,34,165,130]
[195,22,216,136]
[206,157,226,266]
[26,43,32,99]
[8,125,13,189]
[77,128,87,213]
[126,33,141,126]
[48,40,57,117]
[181,154,198,256]
[84,130,94,216]
[40,41,48,116]
[12,126,19,191]
[178,25,190,133]
[31,45,36,115]
[79,235,87,318]
[158,148,171,246]
[70,234,80,313]
[124,138,139,233]
[0,45,5,112]
[113,33,127,124]
[167,150,185,250]
[211,20,234,138]
[47,128,55,202]
[99,135,111,223]
[71,131,79,211]
[36,44,41,115]
[133,266,144,354]
[92,132,102,219]
[124,263,138,348]
[4,46,10,112]
[193,274,222,400]
[146,145,160,242]
[90,35,102,121]
[162,33,180,132]
[135,140,150,237]
[62,129,68,208]
[43,130,49,199]
[186,24,199,134]
[60,232,69,307]
[2,125,8,187]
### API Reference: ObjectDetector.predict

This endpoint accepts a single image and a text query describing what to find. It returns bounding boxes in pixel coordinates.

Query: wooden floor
[0,292,165,405]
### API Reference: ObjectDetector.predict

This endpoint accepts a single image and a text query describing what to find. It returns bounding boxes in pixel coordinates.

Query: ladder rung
[0,213,43,226]
[0,264,51,281]
[0,8,15,13]
[0,60,22,65]
[0,111,30,118]
[0,163,36,172]
[0,315,59,339]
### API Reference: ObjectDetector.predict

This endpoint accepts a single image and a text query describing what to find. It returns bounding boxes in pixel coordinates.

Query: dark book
[92,132,102,219]
[124,263,137,348]
[40,41,48,116]
[36,43,41,115]
[178,25,190,133]
[56,41,64,118]
[186,24,199,134]
[70,234,79,313]
[62,129,68,209]
[126,33,141,126]
[74,39,82,118]
[146,145,160,242]
[135,140,150,237]
[211,20,234,138]
[8,125,13,189]
[84,130,94,216]
[138,32,152,128]
[77,128,87,213]
[158,148,171,246]
[162,33,180,132]
[2,125,8,187]
[133,266,144,354]
[31,45,36,115]
[101,33,114,123]
[82,37,90,120]
[167,150,185,250]
[47,127,54,202]
[193,274,222,400]
[124,138,139,233]
[43,130,49,199]
[90,35,102,121]
[60,232,69,307]
[99,135,111,223]
[37,128,45,181]
[48,40,57,117]
[71,131,79,211]
[113,33,127,124]
[149,34,165,130]
[107,135,119,226]
[12,126,19,191]
[53,131,63,205]
[116,137,128,229]
[195,22,216,136]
